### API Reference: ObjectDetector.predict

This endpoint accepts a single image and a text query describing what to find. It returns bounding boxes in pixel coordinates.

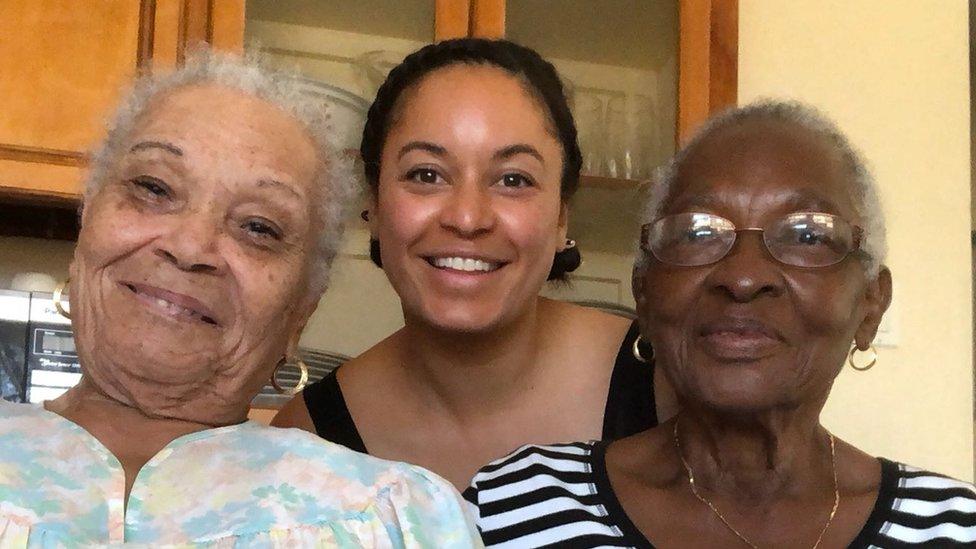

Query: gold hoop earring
[632,335,653,363]
[271,355,309,395]
[53,278,71,319]
[848,345,877,371]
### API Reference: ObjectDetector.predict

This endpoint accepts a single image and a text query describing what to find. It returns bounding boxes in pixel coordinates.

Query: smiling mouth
[425,256,503,273]
[122,283,219,326]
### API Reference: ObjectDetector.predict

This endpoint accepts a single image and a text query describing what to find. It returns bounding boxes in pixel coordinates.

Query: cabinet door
[242,1,459,356]
[469,0,738,143]
[0,1,244,203]
[463,0,736,308]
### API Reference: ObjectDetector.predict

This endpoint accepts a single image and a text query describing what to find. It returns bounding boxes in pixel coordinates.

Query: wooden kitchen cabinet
[453,0,738,306]
[0,0,245,204]
[471,0,737,146]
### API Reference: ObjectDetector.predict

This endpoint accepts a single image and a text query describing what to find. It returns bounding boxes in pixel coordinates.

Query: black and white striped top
[463,441,976,548]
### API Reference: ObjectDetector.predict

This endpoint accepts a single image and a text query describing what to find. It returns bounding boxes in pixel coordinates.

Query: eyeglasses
[640,212,863,268]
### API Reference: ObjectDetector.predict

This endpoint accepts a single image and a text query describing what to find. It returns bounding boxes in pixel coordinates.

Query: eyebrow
[129,141,183,156]
[779,190,843,213]
[397,141,447,160]
[256,178,304,201]
[493,144,545,164]
[671,189,843,214]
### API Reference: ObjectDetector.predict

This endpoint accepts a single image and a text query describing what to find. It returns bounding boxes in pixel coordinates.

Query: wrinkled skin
[606,119,894,547]
[634,120,892,414]
[69,84,324,425]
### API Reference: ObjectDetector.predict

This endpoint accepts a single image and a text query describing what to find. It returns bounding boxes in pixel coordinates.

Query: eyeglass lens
[644,212,856,267]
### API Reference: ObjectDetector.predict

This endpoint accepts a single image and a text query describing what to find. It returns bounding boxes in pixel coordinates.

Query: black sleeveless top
[303,321,658,454]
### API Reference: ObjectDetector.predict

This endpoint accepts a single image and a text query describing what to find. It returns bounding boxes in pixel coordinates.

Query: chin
[416,301,510,334]
[683,368,798,412]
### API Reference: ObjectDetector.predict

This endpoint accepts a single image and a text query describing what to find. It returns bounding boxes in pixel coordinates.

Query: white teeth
[431,257,498,272]
[146,293,198,319]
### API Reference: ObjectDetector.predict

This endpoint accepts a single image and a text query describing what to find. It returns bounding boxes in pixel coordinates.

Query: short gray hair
[84,49,356,297]
[635,99,886,278]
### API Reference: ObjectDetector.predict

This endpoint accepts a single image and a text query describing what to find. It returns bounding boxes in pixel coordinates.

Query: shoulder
[270,391,314,430]
[465,442,610,547]
[540,298,633,339]
[213,422,454,496]
[860,458,976,547]
[0,400,77,459]
[0,400,63,435]
[881,459,976,505]
[537,299,633,371]
[340,453,483,548]
[465,441,599,503]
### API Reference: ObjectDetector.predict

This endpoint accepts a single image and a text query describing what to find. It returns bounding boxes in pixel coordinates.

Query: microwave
[0,289,80,403]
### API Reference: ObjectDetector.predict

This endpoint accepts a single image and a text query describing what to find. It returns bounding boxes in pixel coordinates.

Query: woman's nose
[155,212,226,274]
[707,231,785,302]
[438,183,495,237]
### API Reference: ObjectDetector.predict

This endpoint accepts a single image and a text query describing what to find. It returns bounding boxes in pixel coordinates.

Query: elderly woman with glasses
[0,53,480,547]
[465,101,976,548]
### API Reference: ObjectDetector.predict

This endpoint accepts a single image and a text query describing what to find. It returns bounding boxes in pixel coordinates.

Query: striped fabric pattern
[859,462,976,547]
[465,442,976,549]
[464,442,646,548]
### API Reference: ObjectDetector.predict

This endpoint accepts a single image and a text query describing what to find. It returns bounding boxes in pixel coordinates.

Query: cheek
[376,189,437,246]
[228,252,308,327]
[788,277,864,338]
[639,268,707,329]
[79,196,160,268]
[495,198,563,255]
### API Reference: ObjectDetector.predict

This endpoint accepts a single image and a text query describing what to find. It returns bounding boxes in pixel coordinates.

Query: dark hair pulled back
[361,38,582,280]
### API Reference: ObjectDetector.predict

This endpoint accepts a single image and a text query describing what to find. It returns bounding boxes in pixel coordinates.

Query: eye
[129,176,171,200]
[497,173,533,189]
[685,227,717,242]
[242,218,282,241]
[405,168,442,185]
[793,227,830,246]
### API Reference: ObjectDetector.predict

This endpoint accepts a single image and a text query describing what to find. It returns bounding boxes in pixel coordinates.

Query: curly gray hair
[635,99,886,278]
[83,49,357,297]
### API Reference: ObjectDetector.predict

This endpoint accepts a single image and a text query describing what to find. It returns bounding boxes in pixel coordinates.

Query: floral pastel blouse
[0,400,482,548]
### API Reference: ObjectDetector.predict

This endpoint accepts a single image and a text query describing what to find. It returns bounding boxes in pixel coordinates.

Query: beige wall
[740,0,973,480]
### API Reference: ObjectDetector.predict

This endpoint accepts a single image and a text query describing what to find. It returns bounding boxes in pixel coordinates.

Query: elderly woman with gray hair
[0,53,480,547]
[465,101,976,548]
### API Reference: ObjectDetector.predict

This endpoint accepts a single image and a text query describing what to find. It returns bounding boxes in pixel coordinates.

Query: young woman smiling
[274,39,676,488]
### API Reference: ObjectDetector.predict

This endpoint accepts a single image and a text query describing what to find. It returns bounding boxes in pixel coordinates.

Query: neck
[396,297,553,420]
[46,377,213,471]
[673,402,833,503]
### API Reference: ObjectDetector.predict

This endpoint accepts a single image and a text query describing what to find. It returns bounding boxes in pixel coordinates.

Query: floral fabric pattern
[0,400,482,548]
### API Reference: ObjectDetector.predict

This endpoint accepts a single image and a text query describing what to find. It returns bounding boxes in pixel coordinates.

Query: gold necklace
[672,421,840,549]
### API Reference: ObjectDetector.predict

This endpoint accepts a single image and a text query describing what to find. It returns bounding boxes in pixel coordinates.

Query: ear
[287,300,318,354]
[557,201,570,248]
[365,193,379,237]
[632,264,648,330]
[854,266,893,349]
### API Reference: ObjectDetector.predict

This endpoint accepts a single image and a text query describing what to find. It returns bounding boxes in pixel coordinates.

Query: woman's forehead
[667,122,860,217]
